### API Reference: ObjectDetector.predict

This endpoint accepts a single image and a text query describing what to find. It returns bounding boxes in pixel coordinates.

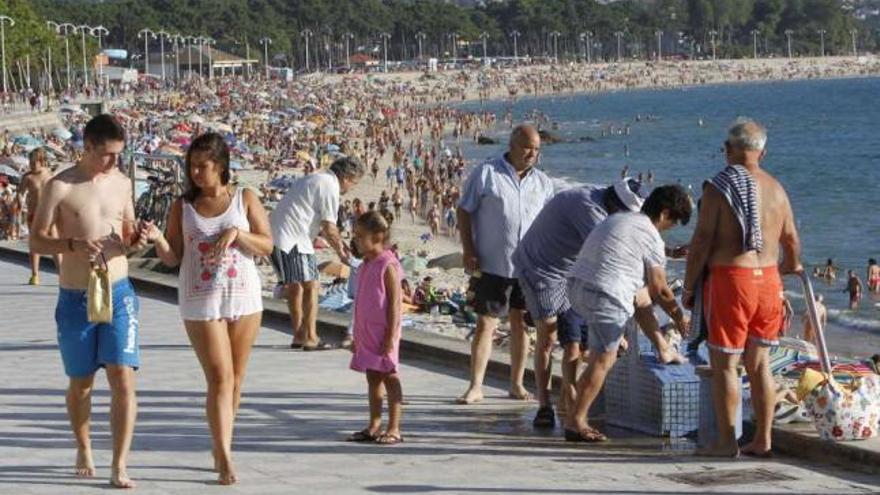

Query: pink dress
[350,249,403,374]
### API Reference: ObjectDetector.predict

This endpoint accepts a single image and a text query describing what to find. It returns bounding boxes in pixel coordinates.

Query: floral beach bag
[800,368,880,441]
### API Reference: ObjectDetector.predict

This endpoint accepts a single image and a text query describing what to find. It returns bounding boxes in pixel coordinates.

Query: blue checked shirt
[458,155,554,278]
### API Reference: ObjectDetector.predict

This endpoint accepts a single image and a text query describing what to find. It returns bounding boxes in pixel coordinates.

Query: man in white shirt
[270,157,364,351]
[564,185,692,442]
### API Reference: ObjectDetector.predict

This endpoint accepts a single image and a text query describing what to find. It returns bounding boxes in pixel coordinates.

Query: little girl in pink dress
[347,211,404,445]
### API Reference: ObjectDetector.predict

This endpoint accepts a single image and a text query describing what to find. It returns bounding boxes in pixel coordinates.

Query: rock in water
[538,129,565,144]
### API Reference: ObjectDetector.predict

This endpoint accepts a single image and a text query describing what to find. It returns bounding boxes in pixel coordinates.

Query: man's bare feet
[75,447,96,478]
[110,467,136,489]
[695,443,740,458]
[508,386,534,401]
[455,387,483,405]
[740,441,773,458]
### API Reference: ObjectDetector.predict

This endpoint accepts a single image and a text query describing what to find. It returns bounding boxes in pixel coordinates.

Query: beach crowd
[3,57,880,488]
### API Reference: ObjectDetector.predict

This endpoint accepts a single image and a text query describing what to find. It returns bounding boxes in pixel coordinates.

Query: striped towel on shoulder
[707,165,763,253]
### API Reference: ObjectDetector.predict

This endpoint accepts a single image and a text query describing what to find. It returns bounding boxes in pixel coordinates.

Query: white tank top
[179,188,263,321]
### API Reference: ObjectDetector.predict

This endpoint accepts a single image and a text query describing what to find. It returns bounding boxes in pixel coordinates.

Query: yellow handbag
[87,253,113,323]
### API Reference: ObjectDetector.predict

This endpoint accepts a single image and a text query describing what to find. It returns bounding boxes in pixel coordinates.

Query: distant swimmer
[817,258,838,280]
[621,165,629,179]
[845,270,864,310]
[867,258,880,293]
[802,294,826,344]
[698,118,704,127]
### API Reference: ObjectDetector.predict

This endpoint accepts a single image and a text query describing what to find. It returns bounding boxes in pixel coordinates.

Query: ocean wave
[826,309,880,333]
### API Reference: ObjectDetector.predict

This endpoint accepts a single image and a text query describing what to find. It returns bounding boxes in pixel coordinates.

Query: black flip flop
[533,405,556,429]
[564,428,608,443]
[290,342,304,350]
[742,449,774,459]
[303,341,334,351]
[346,429,379,442]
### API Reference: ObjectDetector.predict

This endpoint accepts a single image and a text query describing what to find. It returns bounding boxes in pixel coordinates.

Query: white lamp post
[156,30,170,81]
[77,25,93,87]
[479,32,489,63]
[259,37,272,79]
[138,28,156,78]
[301,29,313,72]
[615,31,624,62]
[784,29,793,59]
[204,37,215,80]
[380,32,391,73]
[817,29,827,57]
[550,31,561,63]
[655,30,663,61]
[0,15,13,95]
[750,29,759,59]
[510,30,520,63]
[415,31,425,61]
[709,29,718,60]
[344,32,354,68]
[91,25,108,84]
[850,28,858,57]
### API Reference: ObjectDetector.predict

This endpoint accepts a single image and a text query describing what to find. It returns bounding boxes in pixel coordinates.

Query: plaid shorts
[271,245,319,284]
[518,271,570,321]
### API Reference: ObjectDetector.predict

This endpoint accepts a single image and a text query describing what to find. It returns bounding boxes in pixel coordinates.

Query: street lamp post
[185,36,196,79]
[301,29,313,73]
[77,25,93,88]
[344,32,354,68]
[172,34,182,80]
[415,32,425,61]
[818,29,827,57]
[59,23,75,90]
[46,21,60,92]
[138,28,156,78]
[750,29,759,59]
[550,31,561,63]
[479,32,489,63]
[784,29,794,59]
[709,29,718,60]
[196,36,205,79]
[0,15,13,95]
[156,30,170,81]
[850,29,858,57]
[580,31,593,63]
[259,37,272,79]
[448,32,458,63]
[324,29,333,71]
[615,31,624,62]
[655,30,663,61]
[91,25,108,85]
[510,30,521,63]
[203,38,215,80]
[380,32,391,73]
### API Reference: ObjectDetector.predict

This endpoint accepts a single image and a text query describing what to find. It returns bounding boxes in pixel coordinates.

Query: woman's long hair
[182,132,230,203]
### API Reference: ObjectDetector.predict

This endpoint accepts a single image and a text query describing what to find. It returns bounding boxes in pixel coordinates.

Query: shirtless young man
[18,148,60,285]
[31,114,148,488]
[684,119,802,458]
[866,258,880,294]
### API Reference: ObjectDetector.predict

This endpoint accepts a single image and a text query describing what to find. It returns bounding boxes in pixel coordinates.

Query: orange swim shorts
[704,265,784,354]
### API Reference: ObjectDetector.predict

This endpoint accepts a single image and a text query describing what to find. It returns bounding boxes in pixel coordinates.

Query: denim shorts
[568,279,632,354]
[56,279,141,377]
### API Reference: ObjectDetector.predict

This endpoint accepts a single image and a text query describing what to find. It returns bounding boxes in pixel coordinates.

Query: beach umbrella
[325,144,341,153]
[14,135,42,147]
[52,128,73,141]
[0,164,22,178]
[0,156,28,171]
[400,256,428,273]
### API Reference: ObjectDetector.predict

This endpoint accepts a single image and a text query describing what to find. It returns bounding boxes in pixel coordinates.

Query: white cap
[612,179,645,212]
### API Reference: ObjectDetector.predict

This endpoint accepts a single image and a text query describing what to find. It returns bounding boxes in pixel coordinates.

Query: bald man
[456,124,554,404]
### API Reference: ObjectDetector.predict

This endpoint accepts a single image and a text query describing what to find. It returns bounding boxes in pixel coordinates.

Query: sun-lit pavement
[0,258,878,494]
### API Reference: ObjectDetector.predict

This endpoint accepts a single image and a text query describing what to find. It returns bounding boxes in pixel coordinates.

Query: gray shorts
[271,245,319,284]
[568,279,632,354]
[518,270,570,321]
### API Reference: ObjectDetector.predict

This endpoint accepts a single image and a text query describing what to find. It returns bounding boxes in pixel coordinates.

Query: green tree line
[0,0,875,87]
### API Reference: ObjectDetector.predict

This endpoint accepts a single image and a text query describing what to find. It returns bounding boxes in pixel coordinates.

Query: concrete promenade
[0,258,879,494]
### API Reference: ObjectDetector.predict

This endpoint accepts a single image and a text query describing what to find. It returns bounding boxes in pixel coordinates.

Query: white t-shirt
[568,212,666,313]
[270,171,339,255]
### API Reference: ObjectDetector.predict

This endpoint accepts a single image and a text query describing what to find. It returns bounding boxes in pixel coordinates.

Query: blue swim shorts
[55,279,141,377]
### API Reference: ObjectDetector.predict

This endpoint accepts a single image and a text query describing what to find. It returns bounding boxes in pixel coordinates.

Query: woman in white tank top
[145,133,273,485]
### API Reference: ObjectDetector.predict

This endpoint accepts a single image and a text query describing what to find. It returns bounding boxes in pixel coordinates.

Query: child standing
[347,211,404,445]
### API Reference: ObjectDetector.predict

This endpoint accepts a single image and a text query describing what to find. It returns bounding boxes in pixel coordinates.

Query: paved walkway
[0,259,878,494]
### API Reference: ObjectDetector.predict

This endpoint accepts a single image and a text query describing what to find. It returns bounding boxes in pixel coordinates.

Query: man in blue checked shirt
[456,124,554,404]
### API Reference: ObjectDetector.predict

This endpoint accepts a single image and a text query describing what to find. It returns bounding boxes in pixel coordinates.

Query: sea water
[458,76,880,337]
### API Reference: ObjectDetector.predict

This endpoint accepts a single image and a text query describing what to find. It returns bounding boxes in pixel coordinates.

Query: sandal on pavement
[303,341,334,351]
[346,429,379,442]
[375,433,404,445]
[533,405,556,429]
[564,427,608,443]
